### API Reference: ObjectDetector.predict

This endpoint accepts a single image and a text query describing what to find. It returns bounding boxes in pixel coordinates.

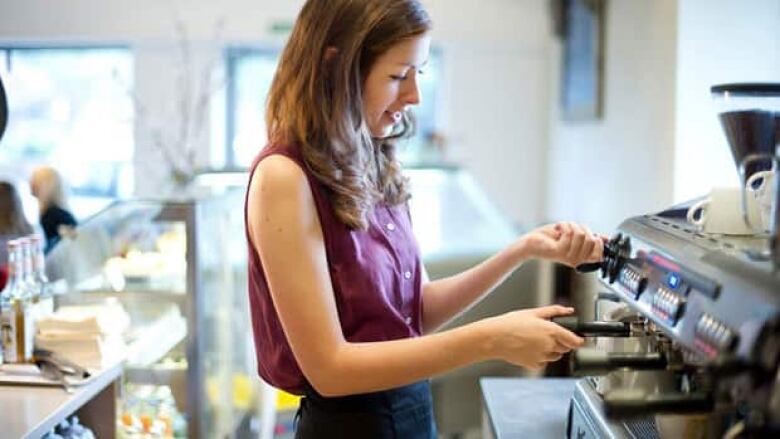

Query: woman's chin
[370,124,394,139]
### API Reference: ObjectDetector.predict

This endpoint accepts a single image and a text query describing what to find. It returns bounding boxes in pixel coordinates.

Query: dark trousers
[294,381,437,439]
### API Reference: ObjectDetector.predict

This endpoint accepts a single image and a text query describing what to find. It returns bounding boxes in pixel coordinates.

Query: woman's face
[362,33,431,138]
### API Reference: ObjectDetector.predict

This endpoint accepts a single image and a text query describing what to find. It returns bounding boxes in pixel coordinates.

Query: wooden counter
[0,361,122,438]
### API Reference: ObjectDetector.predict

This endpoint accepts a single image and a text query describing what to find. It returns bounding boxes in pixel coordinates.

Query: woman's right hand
[519,222,604,268]
[483,305,585,370]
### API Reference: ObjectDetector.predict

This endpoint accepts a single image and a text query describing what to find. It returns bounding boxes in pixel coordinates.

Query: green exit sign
[270,21,294,35]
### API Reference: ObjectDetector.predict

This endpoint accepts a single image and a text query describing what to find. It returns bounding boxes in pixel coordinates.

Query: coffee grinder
[711,83,780,265]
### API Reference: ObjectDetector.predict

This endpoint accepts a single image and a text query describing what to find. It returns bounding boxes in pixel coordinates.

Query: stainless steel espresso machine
[562,84,780,438]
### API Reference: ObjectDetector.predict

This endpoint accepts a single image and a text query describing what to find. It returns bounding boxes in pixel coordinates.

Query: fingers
[558,222,604,265]
[538,223,563,239]
[566,222,586,261]
[553,326,586,350]
[589,233,605,262]
[544,351,564,362]
[555,222,572,249]
[554,341,571,354]
[532,305,575,319]
[579,224,596,262]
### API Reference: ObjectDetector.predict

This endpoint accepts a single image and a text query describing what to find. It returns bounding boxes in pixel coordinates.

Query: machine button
[694,313,738,357]
[619,266,645,298]
[652,287,686,325]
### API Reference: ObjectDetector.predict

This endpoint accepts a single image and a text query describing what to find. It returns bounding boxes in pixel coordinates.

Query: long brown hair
[266,0,432,229]
[0,181,33,236]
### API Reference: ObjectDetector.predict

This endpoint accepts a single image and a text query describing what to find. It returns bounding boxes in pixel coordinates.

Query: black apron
[294,380,437,438]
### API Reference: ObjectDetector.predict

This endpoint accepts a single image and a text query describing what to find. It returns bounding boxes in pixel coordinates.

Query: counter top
[480,377,576,439]
[0,361,122,438]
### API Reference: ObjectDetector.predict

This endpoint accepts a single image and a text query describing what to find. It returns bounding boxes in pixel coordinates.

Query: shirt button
[404,271,412,279]
[405,316,412,324]
[386,223,396,231]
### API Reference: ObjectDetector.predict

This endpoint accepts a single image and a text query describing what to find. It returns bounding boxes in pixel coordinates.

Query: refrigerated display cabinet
[46,190,256,438]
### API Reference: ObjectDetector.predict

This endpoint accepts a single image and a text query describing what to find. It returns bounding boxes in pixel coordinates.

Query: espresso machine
[562,84,780,438]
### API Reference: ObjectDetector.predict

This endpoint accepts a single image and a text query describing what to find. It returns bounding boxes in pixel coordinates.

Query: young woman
[244,1,604,437]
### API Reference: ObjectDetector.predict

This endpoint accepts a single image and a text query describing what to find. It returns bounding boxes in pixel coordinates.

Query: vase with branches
[117,16,226,194]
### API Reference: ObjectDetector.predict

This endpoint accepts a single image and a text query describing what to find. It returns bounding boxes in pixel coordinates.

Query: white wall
[425,0,552,227]
[546,0,678,233]
[0,0,552,226]
[674,0,780,202]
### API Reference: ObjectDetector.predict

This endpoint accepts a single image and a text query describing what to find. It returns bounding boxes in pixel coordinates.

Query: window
[0,47,134,203]
[225,47,443,168]
[224,48,279,168]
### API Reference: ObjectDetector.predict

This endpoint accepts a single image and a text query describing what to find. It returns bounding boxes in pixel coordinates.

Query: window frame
[0,43,134,199]
[224,46,281,169]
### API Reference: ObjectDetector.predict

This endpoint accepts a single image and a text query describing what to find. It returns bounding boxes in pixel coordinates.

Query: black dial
[600,233,632,284]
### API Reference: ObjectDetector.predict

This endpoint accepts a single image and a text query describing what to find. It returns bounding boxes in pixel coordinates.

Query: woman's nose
[402,75,422,106]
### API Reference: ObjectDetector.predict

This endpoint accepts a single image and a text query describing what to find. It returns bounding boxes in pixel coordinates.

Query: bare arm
[420,242,528,334]
[247,156,583,397]
[421,223,604,334]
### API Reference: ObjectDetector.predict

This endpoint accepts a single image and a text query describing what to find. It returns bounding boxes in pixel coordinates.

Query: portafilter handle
[603,389,714,418]
[572,348,667,374]
[552,316,631,337]
[575,262,603,273]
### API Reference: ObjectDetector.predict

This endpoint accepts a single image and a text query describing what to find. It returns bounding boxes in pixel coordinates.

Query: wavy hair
[266,0,432,229]
[0,181,33,236]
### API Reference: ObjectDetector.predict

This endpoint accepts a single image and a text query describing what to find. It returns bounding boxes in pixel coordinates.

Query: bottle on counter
[0,240,24,363]
[30,235,54,317]
[0,241,16,365]
[1,240,34,363]
[20,238,37,301]
[1,240,20,363]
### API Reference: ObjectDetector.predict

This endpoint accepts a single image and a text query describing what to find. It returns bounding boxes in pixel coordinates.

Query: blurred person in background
[29,166,77,253]
[0,181,34,289]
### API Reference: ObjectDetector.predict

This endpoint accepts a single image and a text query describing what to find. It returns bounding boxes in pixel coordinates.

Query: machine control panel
[694,313,738,359]
[652,286,686,325]
[617,265,646,299]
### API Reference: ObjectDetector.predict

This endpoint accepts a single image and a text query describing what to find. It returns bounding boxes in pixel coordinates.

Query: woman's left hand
[519,222,605,268]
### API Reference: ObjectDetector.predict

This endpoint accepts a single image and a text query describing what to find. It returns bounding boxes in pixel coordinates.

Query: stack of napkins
[35,301,130,369]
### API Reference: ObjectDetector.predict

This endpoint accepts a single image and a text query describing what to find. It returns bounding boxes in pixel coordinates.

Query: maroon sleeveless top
[244,143,424,395]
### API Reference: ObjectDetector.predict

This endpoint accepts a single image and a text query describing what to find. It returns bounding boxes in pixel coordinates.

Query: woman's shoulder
[253,154,307,187]
[246,148,319,229]
[248,148,313,208]
[250,142,313,192]
[253,142,302,167]
[44,205,76,224]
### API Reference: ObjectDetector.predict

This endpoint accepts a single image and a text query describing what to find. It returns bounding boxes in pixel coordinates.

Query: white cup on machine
[745,170,776,231]
[686,186,768,235]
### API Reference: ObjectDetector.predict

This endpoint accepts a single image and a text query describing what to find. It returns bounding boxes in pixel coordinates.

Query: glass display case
[405,165,518,258]
[46,189,255,438]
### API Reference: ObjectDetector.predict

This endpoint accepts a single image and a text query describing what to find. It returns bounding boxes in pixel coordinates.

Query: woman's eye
[390,74,408,81]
